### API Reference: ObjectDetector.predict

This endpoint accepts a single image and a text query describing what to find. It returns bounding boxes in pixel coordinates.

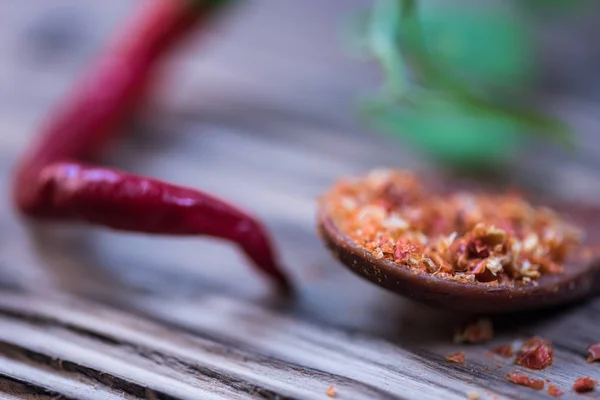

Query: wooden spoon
[318,185,600,314]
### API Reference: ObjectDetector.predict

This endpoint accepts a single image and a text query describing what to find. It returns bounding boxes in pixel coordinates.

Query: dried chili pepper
[587,343,600,363]
[466,391,481,400]
[453,318,494,344]
[547,385,564,398]
[506,372,544,390]
[573,376,597,393]
[326,385,336,398]
[515,337,553,370]
[11,0,290,289]
[445,351,466,364]
[322,169,583,285]
[491,344,514,358]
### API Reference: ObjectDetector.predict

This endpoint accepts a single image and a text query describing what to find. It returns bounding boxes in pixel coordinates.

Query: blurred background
[4,1,600,187]
[1,0,600,328]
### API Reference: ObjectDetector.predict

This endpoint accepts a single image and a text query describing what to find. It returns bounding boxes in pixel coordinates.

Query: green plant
[347,0,574,170]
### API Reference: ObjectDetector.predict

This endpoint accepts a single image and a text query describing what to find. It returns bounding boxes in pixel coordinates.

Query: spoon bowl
[318,186,600,314]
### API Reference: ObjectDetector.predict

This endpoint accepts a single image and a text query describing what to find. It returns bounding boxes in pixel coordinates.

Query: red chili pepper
[11,0,291,289]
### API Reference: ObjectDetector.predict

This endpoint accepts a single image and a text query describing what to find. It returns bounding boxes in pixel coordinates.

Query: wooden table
[1,1,600,399]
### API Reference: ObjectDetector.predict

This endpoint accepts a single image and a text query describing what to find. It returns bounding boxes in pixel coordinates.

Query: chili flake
[466,391,481,400]
[515,336,553,370]
[573,376,597,393]
[587,343,600,363]
[491,344,514,358]
[326,385,336,398]
[321,169,584,285]
[547,385,564,398]
[446,352,466,365]
[507,372,544,390]
[454,318,493,344]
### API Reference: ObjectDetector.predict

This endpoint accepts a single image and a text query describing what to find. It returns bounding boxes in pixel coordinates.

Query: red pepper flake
[547,385,564,398]
[322,170,585,285]
[491,344,514,358]
[483,367,489,372]
[446,352,466,365]
[326,385,336,398]
[454,318,494,344]
[467,391,481,400]
[515,336,553,370]
[573,377,597,393]
[507,372,545,390]
[587,343,600,363]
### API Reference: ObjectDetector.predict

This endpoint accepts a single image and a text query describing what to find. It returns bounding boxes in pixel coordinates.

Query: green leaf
[401,2,535,92]
[366,0,407,96]
[348,0,575,169]
[362,93,525,168]
[436,91,574,148]
[465,100,574,148]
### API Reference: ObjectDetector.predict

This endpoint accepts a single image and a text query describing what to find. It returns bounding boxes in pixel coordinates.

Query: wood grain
[1,1,600,399]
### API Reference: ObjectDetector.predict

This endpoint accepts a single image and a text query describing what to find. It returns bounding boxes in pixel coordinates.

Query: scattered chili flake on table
[573,377,597,393]
[446,352,466,365]
[466,391,481,400]
[547,385,564,398]
[491,344,514,358]
[587,343,600,363]
[321,169,584,285]
[507,372,545,390]
[454,318,494,344]
[326,385,336,398]
[515,336,553,370]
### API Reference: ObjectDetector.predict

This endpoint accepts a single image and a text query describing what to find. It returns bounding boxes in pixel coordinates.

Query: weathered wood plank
[129,294,600,400]
[2,291,600,400]
[1,0,600,399]
[0,355,129,400]
[0,375,77,400]
[0,294,399,400]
